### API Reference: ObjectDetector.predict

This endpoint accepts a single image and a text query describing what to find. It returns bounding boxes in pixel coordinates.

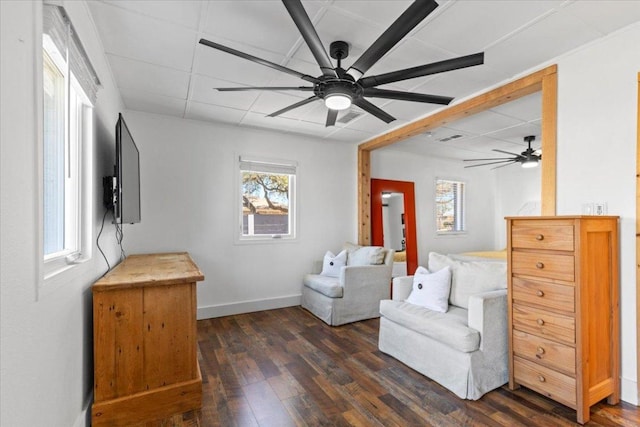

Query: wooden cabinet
[91,252,204,426]
[506,216,619,424]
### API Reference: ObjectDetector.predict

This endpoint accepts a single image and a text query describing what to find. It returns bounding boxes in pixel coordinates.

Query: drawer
[514,356,576,408]
[511,223,574,251]
[512,304,575,344]
[512,329,576,375]
[512,251,574,282]
[512,277,575,312]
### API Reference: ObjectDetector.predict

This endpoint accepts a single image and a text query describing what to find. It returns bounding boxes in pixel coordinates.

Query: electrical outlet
[581,203,594,215]
[594,202,607,215]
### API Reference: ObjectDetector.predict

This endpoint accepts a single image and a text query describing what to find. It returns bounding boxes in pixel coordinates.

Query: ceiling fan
[199,0,484,127]
[464,135,542,169]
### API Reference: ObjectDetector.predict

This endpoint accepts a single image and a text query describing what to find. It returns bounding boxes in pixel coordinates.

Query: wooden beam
[541,71,558,215]
[358,148,371,245]
[636,71,640,403]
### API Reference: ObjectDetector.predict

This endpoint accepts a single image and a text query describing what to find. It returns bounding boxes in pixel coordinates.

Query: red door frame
[371,179,418,275]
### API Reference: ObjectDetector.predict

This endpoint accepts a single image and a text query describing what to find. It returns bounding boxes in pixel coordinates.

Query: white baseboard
[621,376,639,405]
[72,392,93,427]
[197,294,301,320]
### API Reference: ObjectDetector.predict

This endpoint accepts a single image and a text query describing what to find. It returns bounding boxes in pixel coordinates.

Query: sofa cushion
[344,242,386,266]
[379,299,480,353]
[320,250,347,278]
[303,274,343,298]
[406,266,451,313]
[428,252,507,309]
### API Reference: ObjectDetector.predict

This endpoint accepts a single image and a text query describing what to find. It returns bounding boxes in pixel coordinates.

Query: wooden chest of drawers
[506,216,619,424]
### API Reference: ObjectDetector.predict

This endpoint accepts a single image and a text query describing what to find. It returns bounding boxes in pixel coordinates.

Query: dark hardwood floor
[153,306,639,427]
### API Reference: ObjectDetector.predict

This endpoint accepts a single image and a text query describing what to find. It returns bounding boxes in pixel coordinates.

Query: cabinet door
[143,283,197,389]
[94,289,144,401]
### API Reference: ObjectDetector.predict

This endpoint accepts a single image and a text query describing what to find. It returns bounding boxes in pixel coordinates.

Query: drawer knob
[536,234,544,241]
[536,318,545,326]
[538,375,546,383]
[536,290,545,297]
[536,262,544,269]
[536,346,545,355]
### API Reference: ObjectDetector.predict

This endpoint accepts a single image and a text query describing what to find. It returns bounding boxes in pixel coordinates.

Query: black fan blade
[464,160,516,168]
[360,52,485,88]
[282,0,337,78]
[354,98,396,123]
[267,95,319,117]
[363,88,452,105]
[346,0,438,80]
[491,162,518,170]
[493,149,524,157]
[463,157,516,162]
[199,38,319,84]
[326,109,338,127]
[215,86,315,92]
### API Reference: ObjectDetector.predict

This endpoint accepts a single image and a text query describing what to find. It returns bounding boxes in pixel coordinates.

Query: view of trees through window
[241,172,291,236]
[435,179,465,232]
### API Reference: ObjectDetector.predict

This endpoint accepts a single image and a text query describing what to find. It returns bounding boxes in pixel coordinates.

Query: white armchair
[301,247,394,326]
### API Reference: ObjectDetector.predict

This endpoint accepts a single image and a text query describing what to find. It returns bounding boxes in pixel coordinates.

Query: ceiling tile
[324,127,373,143]
[122,90,186,118]
[489,92,541,122]
[202,1,323,56]
[486,7,604,77]
[89,1,197,71]
[445,110,525,136]
[380,100,441,122]
[194,41,285,85]
[250,91,319,117]
[190,75,260,110]
[98,0,203,30]
[109,55,190,99]
[413,0,565,54]
[329,1,415,28]
[485,122,542,147]
[185,101,247,124]
[563,0,640,35]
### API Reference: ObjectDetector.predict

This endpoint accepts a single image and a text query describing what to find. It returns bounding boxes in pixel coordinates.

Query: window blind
[43,4,100,104]
[239,156,297,175]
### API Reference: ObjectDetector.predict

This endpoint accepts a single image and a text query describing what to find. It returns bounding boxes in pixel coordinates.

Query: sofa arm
[391,276,413,301]
[468,289,507,352]
[340,265,392,298]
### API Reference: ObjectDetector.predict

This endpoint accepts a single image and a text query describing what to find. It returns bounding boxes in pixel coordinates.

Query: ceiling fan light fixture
[521,157,539,168]
[325,93,352,110]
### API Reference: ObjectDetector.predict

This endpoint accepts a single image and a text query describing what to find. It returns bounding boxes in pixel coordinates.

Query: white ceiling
[88,0,640,159]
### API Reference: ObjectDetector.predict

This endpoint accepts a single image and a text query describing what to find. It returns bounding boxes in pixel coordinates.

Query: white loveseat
[302,245,394,326]
[378,252,508,400]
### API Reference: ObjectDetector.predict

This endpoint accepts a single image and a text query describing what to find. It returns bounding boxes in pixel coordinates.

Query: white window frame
[236,155,297,244]
[435,178,466,235]
[41,32,93,281]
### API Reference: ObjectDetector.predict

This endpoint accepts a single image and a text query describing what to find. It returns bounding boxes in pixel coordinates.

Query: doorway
[371,179,418,275]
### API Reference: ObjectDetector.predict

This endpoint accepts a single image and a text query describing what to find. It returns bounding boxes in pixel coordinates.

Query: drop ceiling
[88,0,640,159]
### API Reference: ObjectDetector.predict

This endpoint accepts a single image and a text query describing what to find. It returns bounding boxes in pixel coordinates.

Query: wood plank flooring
[156,306,639,426]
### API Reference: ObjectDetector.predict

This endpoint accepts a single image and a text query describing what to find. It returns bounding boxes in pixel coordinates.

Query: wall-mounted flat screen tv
[115,113,140,224]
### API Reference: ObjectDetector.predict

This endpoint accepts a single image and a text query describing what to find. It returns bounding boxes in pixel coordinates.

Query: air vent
[337,111,363,124]
[438,134,463,142]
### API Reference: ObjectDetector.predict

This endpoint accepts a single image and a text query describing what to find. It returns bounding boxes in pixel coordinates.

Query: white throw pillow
[320,250,347,277]
[406,266,452,313]
[343,242,386,266]
[428,252,507,309]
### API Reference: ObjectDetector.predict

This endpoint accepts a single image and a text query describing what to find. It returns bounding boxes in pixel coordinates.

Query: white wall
[120,112,357,318]
[494,164,541,248]
[371,149,497,267]
[555,23,640,404]
[1,1,124,426]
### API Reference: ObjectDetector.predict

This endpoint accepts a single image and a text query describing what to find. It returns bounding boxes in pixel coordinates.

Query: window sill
[435,231,468,238]
[234,235,298,245]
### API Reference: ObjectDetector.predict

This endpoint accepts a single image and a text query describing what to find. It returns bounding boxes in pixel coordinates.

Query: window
[238,156,297,241]
[42,5,99,277]
[435,179,465,233]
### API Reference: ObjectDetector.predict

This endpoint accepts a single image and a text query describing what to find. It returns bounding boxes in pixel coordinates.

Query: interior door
[371,179,418,274]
